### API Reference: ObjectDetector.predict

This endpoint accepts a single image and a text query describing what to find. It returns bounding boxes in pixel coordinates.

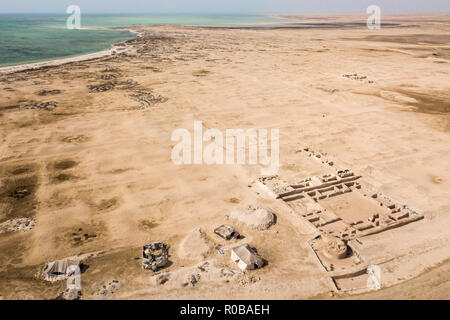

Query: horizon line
[0,11,449,15]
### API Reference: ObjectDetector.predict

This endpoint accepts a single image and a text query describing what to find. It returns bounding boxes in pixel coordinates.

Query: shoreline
[0,14,415,75]
[0,16,397,75]
[0,27,140,74]
[1,12,447,75]
[0,14,292,73]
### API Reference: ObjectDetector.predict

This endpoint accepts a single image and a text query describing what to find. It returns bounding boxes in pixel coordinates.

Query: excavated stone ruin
[128,89,168,109]
[142,242,169,271]
[19,101,57,111]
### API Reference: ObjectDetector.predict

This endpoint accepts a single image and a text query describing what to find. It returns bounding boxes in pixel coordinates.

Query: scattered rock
[0,218,36,234]
[70,227,97,247]
[220,268,236,278]
[88,82,115,92]
[197,261,210,273]
[37,89,62,96]
[95,280,122,298]
[155,273,170,285]
[183,273,201,287]
[238,274,261,286]
[97,74,120,80]
[88,79,138,92]
[59,288,82,300]
[128,89,168,109]
[342,73,374,83]
[19,101,57,111]
[162,260,240,288]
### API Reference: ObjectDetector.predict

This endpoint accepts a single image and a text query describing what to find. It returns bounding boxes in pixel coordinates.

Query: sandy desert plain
[0,14,449,300]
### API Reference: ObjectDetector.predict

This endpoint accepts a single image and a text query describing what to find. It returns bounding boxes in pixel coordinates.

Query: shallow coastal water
[0,14,287,67]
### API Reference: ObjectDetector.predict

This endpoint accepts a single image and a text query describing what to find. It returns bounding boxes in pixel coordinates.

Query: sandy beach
[0,14,449,300]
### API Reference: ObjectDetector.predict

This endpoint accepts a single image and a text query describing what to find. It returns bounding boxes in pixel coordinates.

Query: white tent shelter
[42,258,81,282]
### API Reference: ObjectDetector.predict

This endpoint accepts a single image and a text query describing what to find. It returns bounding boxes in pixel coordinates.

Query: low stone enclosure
[214,225,240,240]
[255,147,424,293]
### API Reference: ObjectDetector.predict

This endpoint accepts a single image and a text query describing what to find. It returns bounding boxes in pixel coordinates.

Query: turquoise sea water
[0,14,287,67]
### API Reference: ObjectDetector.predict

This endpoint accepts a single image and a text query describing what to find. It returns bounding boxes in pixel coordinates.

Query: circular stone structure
[321,235,348,259]
[229,208,275,230]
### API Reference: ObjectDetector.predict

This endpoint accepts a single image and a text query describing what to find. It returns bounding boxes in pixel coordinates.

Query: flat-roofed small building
[231,244,264,271]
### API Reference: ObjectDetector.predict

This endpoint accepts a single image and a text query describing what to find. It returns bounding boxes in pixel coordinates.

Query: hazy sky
[1,0,449,14]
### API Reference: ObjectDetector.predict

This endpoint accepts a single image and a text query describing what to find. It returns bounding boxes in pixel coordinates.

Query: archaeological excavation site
[255,147,424,293]
[0,11,449,304]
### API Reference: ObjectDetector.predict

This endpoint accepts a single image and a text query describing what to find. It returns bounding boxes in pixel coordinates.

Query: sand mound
[229,208,275,230]
[178,228,213,261]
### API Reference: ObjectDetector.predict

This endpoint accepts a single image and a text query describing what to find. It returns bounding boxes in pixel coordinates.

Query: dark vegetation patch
[138,219,159,231]
[51,173,78,184]
[0,176,38,223]
[53,160,78,170]
[192,69,211,77]
[358,89,450,115]
[96,197,120,212]
[228,197,241,204]
[361,34,450,45]
[106,168,132,175]
[3,163,37,177]
[396,89,450,115]
[60,135,90,144]
[63,223,105,248]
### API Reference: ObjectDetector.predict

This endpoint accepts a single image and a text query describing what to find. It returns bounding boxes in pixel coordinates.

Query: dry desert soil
[0,14,449,300]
